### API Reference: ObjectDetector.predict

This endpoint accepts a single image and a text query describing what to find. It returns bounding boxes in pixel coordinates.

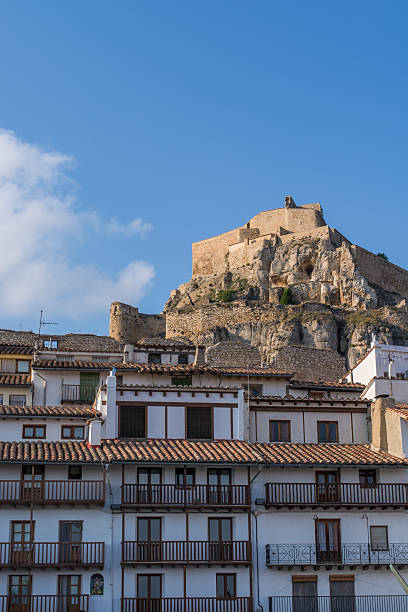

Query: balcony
[0,480,105,505]
[122,484,250,509]
[266,543,408,568]
[122,541,251,565]
[269,596,408,612]
[122,598,251,612]
[0,542,104,568]
[0,595,89,612]
[62,384,97,403]
[265,482,408,509]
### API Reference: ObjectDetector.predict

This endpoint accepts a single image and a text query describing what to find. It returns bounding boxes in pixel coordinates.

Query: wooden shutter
[119,406,146,438]
[187,406,212,439]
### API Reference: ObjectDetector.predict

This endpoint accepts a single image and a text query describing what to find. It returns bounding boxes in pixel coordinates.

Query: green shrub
[377,252,389,261]
[280,287,293,305]
[216,289,236,302]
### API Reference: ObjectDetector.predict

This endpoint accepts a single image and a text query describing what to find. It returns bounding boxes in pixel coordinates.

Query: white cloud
[0,129,154,319]
[108,216,152,237]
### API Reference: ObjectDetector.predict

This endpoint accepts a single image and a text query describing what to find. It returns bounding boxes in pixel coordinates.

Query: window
[1,358,16,373]
[216,574,236,599]
[317,421,338,442]
[175,468,195,487]
[79,372,99,402]
[249,384,263,397]
[11,521,34,563]
[58,575,81,598]
[0,394,2,405]
[171,375,192,387]
[91,355,106,362]
[178,353,189,365]
[119,405,146,438]
[137,574,162,598]
[138,518,161,541]
[68,466,82,480]
[138,468,162,484]
[292,576,317,611]
[315,519,341,563]
[396,372,405,379]
[329,576,355,610]
[116,374,123,386]
[269,420,291,442]
[148,353,161,364]
[359,469,377,487]
[61,425,85,439]
[8,575,31,605]
[17,360,30,373]
[209,518,232,542]
[186,406,212,439]
[59,522,82,564]
[23,425,46,439]
[208,468,231,486]
[309,391,324,399]
[9,395,26,407]
[44,339,58,349]
[370,526,389,551]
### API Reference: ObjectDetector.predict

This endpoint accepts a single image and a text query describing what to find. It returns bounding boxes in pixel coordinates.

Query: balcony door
[8,575,31,612]
[10,522,33,565]
[58,575,81,612]
[59,522,82,565]
[209,518,232,561]
[137,518,161,562]
[79,372,99,402]
[21,465,44,501]
[137,468,162,504]
[316,472,339,503]
[330,578,355,612]
[137,575,162,612]
[208,469,231,504]
[315,519,341,563]
[292,578,318,612]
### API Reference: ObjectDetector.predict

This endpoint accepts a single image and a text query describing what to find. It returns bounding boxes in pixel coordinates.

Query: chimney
[88,419,102,447]
[371,396,395,453]
[193,345,206,367]
[388,357,394,379]
[123,344,135,364]
[101,369,117,439]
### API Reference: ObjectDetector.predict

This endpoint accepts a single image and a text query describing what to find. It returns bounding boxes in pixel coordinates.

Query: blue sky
[0,1,407,335]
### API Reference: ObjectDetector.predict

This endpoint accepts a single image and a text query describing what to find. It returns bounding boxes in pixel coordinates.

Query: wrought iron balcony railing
[0,542,104,567]
[269,596,408,612]
[266,543,408,567]
[62,384,97,402]
[0,479,105,504]
[122,541,251,564]
[122,484,250,508]
[0,595,89,612]
[265,482,408,508]
[122,598,251,612]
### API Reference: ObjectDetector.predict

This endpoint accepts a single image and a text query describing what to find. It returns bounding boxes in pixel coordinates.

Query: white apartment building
[0,342,406,611]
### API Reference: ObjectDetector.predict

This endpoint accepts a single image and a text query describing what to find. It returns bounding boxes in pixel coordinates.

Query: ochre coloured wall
[351,246,408,299]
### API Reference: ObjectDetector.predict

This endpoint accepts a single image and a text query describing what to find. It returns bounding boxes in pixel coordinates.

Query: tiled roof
[257,443,407,465]
[0,439,405,465]
[391,404,408,420]
[0,405,98,418]
[0,374,31,386]
[290,380,364,390]
[248,394,369,406]
[33,360,292,377]
[0,344,33,355]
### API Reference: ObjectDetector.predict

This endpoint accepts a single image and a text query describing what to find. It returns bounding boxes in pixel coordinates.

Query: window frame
[216,573,236,599]
[171,375,192,387]
[370,526,389,552]
[148,353,161,365]
[68,466,82,480]
[138,467,162,485]
[22,424,46,439]
[269,420,291,442]
[137,517,162,542]
[9,395,26,407]
[359,469,377,488]
[61,425,85,440]
[175,467,195,488]
[118,405,147,439]
[137,574,162,598]
[317,421,339,443]
[177,353,189,365]
[16,360,30,374]
[186,405,213,440]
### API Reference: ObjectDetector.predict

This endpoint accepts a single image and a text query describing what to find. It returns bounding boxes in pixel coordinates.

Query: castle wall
[273,345,346,383]
[351,245,408,300]
[192,203,326,277]
[109,302,165,344]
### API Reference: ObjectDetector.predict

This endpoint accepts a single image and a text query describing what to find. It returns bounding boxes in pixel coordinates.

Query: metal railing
[122,598,251,612]
[265,482,408,507]
[0,480,105,504]
[266,543,408,566]
[269,596,408,612]
[62,384,97,402]
[0,542,104,567]
[122,541,250,564]
[122,484,250,507]
[0,595,89,611]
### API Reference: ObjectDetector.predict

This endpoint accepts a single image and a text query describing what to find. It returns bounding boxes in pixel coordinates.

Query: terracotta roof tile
[391,404,408,420]
[0,374,31,386]
[0,405,98,418]
[0,344,33,355]
[290,380,364,390]
[0,439,404,466]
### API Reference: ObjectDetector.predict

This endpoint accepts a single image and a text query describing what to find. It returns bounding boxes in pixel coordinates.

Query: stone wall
[351,245,408,300]
[206,341,261,367]
[109,302,165,344]
[273,345,346,383]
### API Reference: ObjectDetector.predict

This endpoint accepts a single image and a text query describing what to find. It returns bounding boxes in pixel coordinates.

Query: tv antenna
[38,309,59,338]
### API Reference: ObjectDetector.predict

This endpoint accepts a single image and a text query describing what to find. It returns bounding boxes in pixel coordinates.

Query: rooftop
[0,374,31,386]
